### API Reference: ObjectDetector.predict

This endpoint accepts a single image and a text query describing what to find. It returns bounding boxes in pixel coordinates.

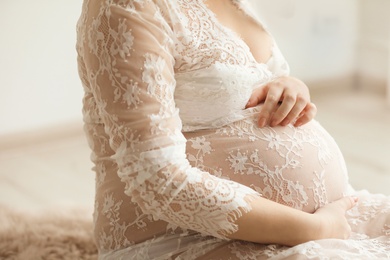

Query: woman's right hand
[312,196,358,240]
[246,76,317,128]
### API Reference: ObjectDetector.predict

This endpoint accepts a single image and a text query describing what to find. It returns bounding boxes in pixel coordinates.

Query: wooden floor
[0,89,389,213]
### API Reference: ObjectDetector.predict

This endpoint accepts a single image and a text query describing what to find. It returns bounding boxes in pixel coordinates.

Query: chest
[171,0,270,72]
[203,0,272,64]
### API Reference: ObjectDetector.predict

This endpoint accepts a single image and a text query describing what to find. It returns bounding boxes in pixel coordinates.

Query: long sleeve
[77,0,260,239]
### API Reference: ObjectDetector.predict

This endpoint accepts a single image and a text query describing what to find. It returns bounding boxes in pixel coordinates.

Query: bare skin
[228,196,358,246]
[205,0,356,245]
[246,76,318,128]
[205,0,317,128]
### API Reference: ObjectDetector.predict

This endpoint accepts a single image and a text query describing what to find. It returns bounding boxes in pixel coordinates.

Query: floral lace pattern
[184,117,350,214]
[76,0,390,259]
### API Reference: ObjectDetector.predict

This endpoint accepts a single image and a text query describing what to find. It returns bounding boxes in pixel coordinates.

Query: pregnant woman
[76,0,390,259]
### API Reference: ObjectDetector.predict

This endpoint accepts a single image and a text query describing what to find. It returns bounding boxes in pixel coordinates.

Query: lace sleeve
[78,1,260,239]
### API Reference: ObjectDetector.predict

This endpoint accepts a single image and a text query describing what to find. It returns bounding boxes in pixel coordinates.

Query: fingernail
[270,120,278,127]
[246,101,251,108]
[259,118,267,127]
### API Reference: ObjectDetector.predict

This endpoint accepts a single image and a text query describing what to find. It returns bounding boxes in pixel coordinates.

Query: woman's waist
[181,106,262,132]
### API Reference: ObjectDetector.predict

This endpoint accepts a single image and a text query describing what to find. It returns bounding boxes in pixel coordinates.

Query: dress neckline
[199,0,275,66]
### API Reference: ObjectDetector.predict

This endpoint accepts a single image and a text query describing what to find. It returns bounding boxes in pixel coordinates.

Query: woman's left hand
[245,76,317,128]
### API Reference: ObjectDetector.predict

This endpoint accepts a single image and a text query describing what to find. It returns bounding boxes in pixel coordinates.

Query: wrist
[276,211,323,246]
[290,213,324,245]
[308,214,325,241]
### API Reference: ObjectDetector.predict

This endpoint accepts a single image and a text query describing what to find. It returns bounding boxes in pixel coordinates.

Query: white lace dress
[76,0,390,259]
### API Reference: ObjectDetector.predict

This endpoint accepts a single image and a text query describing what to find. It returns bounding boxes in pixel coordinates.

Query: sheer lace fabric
[76,0,390,259]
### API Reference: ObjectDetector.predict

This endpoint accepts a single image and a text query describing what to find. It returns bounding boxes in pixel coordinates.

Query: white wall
[0,0,83,136]
[252,0,359,82]
[356,0,390,83]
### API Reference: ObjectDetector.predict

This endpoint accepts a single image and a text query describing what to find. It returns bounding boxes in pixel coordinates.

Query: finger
[294,103,317,127]
[336,196,359,211]
[272,94,306,127]
[258,87,284,127]
[246,86,268,108]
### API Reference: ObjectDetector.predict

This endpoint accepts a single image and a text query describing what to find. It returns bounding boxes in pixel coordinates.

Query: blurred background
[0,0,389,212]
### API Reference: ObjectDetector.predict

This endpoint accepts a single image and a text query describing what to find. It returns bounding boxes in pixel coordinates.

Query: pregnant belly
[183,116,350,213]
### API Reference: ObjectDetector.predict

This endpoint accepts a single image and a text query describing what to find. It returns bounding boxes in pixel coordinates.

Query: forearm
[228,196,320,246]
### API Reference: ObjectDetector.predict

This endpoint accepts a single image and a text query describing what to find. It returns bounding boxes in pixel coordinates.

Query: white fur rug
[0,205,97,260]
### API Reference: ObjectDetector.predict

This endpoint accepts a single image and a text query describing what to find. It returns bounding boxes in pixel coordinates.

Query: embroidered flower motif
[191,136,212,155]
[109,19,134,59]
[228,150,248,173]
[123,81,142,108]
[142,54,169,96]
[264,132,283,150]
